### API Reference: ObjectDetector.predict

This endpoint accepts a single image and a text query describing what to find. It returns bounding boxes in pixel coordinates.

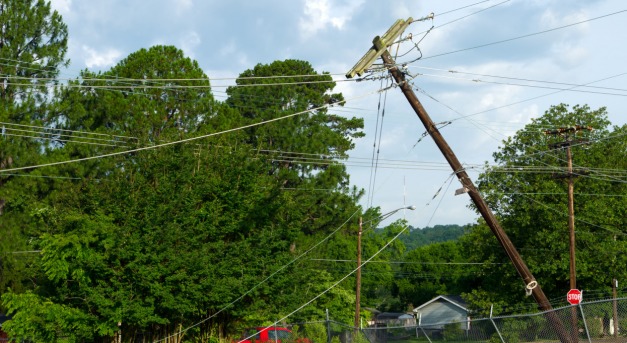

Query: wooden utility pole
[545,125,592,291]
[567,145,576,289]
[377,46,552,308]
[346,17,572,343]
[354,217,363,333]
[545,127,591,342]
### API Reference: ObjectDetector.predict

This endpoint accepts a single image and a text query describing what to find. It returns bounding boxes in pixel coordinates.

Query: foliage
[2,290,98,342]
[442,322,464,341]
[464,104,627,311]
[225,59,363,158]
[359,219,410,311]
[0,0,69,298]
[225,59,364,191]
[400,224,466,251]
[1,43,366,341]
[0,0,68,104]
[301,322,327,343]
[394,241,469,309]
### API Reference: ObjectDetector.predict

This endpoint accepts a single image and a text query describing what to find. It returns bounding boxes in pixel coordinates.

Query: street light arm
[363,205,415,228]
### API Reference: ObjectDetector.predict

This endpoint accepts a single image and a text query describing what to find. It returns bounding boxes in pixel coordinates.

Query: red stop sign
[567,289,582,305]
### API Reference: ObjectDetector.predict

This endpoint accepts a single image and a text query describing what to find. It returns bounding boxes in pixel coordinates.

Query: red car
[236,326,311,343]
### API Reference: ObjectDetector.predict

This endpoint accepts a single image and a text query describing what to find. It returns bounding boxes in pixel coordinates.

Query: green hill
[400,224,466,251]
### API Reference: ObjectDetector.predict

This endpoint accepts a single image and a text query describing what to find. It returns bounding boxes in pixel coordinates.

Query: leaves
[2,290,98,342]
[467,104,627,311]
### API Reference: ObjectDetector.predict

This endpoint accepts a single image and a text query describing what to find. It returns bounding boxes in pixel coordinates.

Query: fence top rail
[486,296,627,321]
[357,297,627,329]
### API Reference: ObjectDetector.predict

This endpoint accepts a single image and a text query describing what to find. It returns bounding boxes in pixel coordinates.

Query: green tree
[226,59,364,184]
[400,224,465,251]
[3,48,368,341]
[0,0,69,296]
[395,241,468,308]
[463,104,627,312]
[360,219,411,311]
[4,142,295,341]
[0,0,68,104]
[51,45,220,144]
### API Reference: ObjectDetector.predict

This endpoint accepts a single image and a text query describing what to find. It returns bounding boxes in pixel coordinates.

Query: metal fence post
[489,305,505,343]
[578,303,592,343]
[417,312,433,343]
[326,309,332,343]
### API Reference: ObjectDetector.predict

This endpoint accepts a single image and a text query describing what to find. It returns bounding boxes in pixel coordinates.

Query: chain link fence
[294,298,627,343]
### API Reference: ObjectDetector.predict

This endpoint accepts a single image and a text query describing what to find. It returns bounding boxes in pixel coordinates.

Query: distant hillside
[400,224,466,250]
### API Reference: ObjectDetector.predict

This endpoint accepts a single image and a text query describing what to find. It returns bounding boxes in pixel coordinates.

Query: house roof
[412,295,467,312]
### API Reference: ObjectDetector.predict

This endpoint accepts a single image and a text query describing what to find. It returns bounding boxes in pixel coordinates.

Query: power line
[447,72,627,122]
[421,9,627,60]
[0,91,379,174]
[0,121,137,141]
[311,258,503,265]
[413,66,627,93]
[410,70,627,98]
[1,132,125,147]
[428,0,511,31]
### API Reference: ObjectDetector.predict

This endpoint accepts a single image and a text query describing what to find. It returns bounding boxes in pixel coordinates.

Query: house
[412,295,470,332]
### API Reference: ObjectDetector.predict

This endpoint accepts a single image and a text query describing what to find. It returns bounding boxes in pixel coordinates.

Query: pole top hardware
[543,125,593,135]
[345,17,413,79]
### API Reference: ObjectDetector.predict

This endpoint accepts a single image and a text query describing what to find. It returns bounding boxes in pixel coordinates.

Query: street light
[362,205,416,229]
[355,205,415,333]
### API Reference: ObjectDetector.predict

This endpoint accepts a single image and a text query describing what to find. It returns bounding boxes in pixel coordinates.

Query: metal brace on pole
[346,17,413,78]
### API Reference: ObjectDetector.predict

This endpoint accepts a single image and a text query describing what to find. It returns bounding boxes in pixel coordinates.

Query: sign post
[567,289,582,305]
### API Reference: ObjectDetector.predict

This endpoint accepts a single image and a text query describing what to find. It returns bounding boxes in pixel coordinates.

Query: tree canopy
[2,2,627,342]
[1,40,367,341]
[461,104,627,312]
[0,0,69,298]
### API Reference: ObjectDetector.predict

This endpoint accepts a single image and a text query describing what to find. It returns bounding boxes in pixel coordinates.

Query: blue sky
[49,0,627,227]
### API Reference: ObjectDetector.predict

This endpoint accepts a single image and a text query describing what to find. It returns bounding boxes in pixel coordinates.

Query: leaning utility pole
[346,17,572,343]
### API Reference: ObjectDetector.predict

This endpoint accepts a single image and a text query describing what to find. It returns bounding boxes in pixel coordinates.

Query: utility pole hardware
[347,18,573,343]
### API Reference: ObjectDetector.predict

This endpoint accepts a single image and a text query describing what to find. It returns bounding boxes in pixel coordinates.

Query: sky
[48,0,627,228]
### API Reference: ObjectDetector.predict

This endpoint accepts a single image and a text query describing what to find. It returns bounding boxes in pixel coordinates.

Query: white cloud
[550,41,589,68]
[540,9,590,33]
[49,0,72,14]
[218,40,250,69]
[299,0,364,38]
[539,9,590,68]
[82,46,123,69]
[180,31,201,59]
[172,0,193,15]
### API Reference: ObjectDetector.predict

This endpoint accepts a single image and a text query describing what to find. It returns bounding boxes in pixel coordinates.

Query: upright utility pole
[544,126,592,290]
[545,127,591,342]
[346,17,572,343]
[354,217,363,333]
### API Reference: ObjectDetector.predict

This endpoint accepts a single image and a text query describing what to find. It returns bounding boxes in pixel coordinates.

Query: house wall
[416,301,468,330]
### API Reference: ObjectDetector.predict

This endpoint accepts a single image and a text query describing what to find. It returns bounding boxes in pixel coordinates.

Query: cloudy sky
[48,0,627,228]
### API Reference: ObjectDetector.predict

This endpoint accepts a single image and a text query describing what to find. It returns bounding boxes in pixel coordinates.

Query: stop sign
[567,289,582,305]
